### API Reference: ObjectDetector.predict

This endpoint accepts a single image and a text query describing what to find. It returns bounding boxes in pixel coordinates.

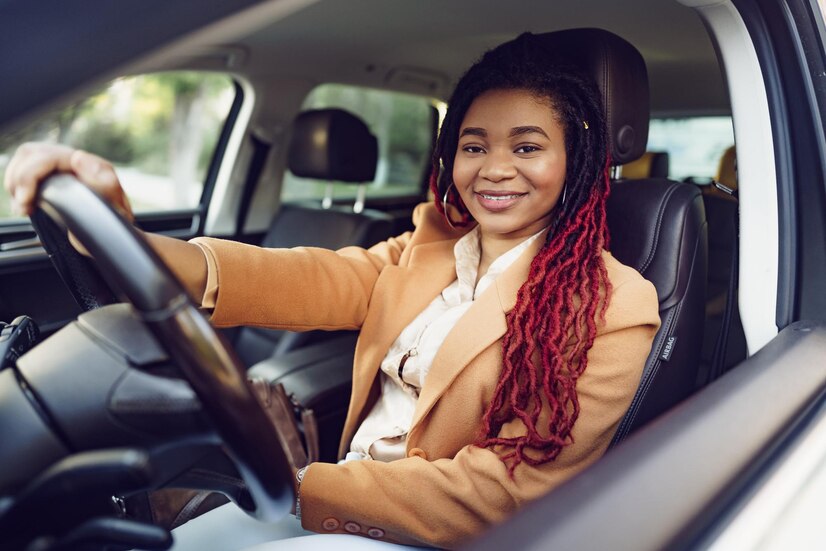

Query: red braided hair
[431,33,614,474]
[476,159,611,475]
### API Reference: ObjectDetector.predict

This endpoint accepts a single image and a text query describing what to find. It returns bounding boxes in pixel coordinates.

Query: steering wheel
[33,174,294,521]
[30,200,118,311]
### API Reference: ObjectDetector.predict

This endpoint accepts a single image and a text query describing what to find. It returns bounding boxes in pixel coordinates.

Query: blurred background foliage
[0,71,234,218]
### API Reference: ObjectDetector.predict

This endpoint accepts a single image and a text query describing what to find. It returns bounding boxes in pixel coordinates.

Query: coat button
[407,447,427,460]
[344,521,361,533]
[322,518,340,531]
[367,527,385,538]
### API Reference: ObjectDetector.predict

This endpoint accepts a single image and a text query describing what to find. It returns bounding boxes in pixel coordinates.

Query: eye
[515,144,541,154]
[462,145,486,154]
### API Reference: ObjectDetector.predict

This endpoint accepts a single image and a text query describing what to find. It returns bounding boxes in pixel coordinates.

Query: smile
[474,191,528,212]
[478,193,526,201]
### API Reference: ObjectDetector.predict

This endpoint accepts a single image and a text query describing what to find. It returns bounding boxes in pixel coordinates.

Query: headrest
[532,28,650,165]
[715,145,737,191]
[622,151,670,180]
[288,108,378,183]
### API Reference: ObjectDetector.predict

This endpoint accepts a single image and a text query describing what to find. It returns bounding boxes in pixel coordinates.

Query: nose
[479,149,517,182]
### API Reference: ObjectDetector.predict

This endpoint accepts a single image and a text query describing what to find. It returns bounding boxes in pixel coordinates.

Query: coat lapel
[409,231,548,432]
[340,238,459,450]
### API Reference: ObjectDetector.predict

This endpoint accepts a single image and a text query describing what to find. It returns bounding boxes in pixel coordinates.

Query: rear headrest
[532,29,650,165]
[288,108,378,183]
[622,151,670,180]
[715,145,737,191]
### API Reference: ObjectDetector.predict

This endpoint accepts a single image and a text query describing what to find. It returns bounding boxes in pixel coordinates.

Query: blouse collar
[445,226,546,305]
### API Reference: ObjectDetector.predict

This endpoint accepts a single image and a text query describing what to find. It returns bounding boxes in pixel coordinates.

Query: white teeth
[479,193,522,201]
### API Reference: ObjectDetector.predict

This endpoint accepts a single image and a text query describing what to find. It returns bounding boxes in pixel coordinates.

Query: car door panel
[472,322,826,550]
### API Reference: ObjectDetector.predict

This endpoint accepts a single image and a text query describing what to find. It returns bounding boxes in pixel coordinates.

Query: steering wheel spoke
[30,208,118,311]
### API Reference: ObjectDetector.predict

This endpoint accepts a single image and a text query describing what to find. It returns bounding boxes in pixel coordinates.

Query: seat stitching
[611,223,704,446]
[639,184,678,274]
[613,304,679,442]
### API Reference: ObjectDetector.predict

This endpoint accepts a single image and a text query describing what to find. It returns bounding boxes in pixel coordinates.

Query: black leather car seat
[532,29,708,444]
[234,109,394,366]
[264,108,394,250]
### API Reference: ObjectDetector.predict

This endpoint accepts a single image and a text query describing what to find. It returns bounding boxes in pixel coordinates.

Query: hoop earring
[560,183,568,207]
[442,182,457,229]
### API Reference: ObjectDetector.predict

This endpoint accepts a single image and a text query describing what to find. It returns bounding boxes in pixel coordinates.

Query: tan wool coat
[193,202,660,549]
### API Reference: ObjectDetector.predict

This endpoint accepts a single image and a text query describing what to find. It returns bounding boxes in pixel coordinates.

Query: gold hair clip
[583,121,589,129]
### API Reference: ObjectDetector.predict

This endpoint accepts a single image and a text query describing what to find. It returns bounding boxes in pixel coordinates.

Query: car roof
[238,0,726,114]
[0,0,727,135]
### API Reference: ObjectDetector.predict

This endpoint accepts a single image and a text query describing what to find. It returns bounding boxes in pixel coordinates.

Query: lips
[474,190,527,212]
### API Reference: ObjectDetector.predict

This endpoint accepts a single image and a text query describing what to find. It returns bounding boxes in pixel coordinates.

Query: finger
[5,143,75,215]
[67,231,91,257]
[69,150,119,194]
[68,150,133,220]
[117,191,136,223]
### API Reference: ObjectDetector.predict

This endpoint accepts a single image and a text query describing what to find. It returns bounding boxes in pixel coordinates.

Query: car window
[646,116,735,180]
[281,84,438,202]
[0,71,237,220]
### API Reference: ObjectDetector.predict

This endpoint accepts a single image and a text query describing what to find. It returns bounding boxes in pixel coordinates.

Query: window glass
[646,116,735,180]
[281,84,436,202]
[0,71,236,220]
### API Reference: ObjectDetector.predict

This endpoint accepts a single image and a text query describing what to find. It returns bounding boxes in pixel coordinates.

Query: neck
[476,231,529,284]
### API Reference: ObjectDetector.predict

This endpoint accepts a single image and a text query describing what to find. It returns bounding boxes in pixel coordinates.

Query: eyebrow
[509,126,549,139]
[459,127,487,138]
[459,126,549,139]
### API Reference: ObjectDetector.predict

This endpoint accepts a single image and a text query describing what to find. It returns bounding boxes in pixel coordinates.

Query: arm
[299,276,660,548]
[190,232,411,330]
[5,144,423,328]
[145,232,209,303]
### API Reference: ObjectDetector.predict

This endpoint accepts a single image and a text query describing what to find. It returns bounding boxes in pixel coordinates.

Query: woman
[5,33,659,549]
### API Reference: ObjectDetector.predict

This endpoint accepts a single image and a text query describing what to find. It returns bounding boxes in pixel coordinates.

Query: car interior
[232,107,396,366]
[2,0,826,549]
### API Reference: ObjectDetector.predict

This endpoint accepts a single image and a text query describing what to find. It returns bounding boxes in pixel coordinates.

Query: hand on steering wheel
[5,143,133,219]
[5,144,132,310]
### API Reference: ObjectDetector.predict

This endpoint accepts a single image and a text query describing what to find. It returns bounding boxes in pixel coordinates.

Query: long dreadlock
[430,33,612,475]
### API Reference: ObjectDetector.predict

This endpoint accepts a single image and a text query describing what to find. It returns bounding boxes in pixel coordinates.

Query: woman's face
[453,88,567,241]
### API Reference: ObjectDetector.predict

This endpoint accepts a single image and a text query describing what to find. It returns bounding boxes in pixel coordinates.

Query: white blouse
[346,226,544,462]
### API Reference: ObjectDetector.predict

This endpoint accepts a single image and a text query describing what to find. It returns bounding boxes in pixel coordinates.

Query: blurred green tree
[0,71,233,217]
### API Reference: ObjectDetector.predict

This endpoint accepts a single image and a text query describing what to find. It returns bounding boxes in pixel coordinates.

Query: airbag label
[659,336,677,362]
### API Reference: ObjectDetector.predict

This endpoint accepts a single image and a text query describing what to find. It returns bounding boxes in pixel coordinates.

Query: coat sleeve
[297,275,660,549]
[189,231,412,330]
